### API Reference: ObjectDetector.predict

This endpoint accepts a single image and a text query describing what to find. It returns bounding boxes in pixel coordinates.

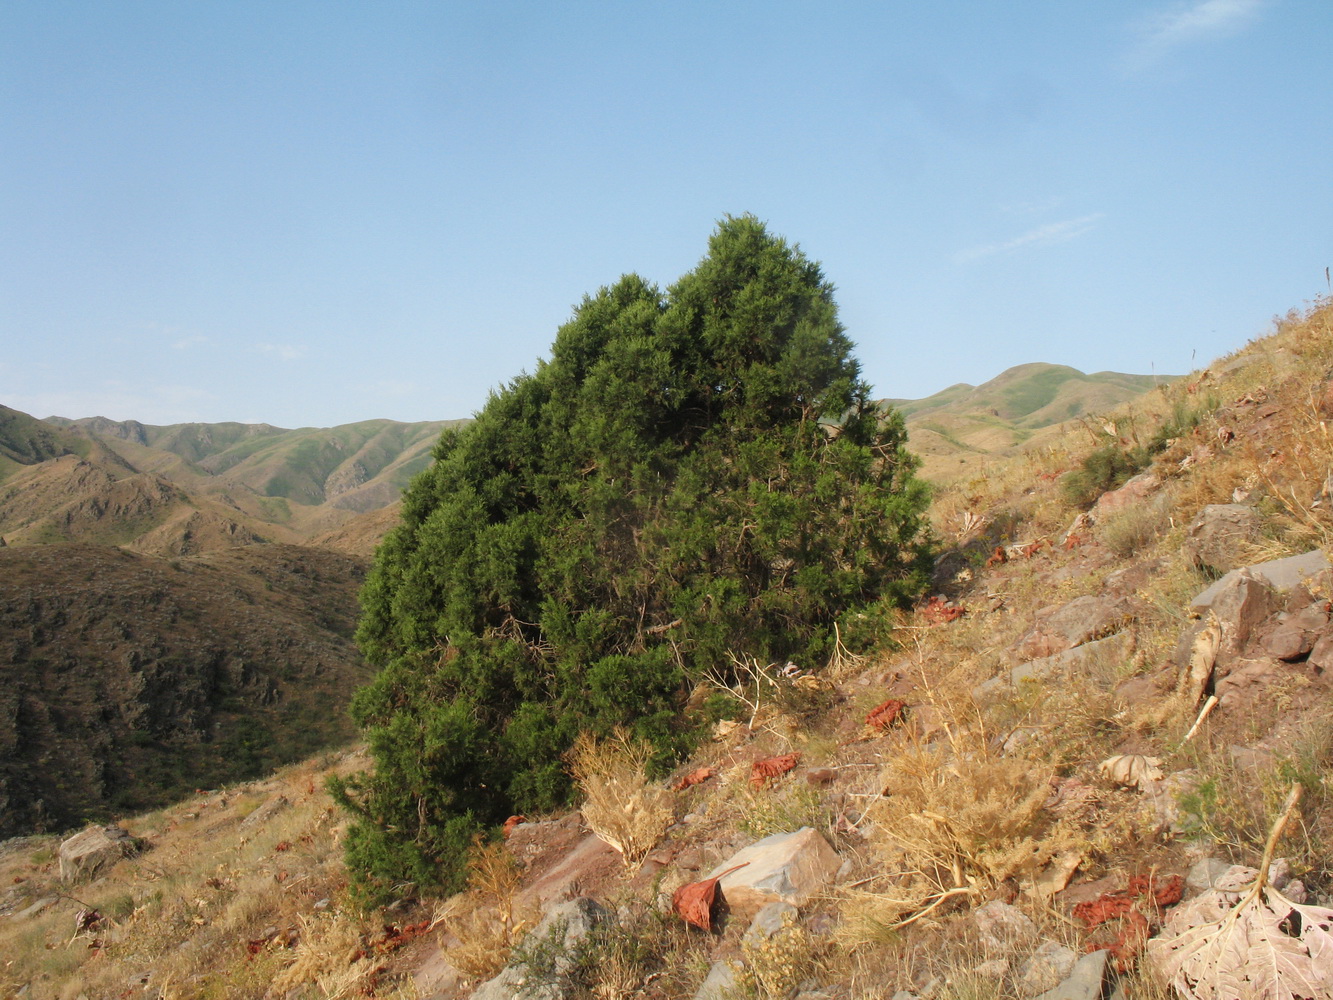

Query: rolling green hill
[884,363,1167,481]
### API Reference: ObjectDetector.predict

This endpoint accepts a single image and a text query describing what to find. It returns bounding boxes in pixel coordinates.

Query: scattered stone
[1228,744,1276,775]
[804,768,836,786]
[694,961,737,1000]
[744,901,798,942]
[59,825,141,882]
[1213,656,1284,708]
[1141,770,1203,834]
[972,674,1009,701]
[972,957,1008,979]
[471,897,611,1000]
[312,898,331,911]
[1182,504,1264,574]
[1262,601,1330,661]
[239,795,289,830]
[1017,941,1079,996]
[705,828,841,915]
[1033,948,1109,1000]
[1307,632,1333,671]
[1191,550,1331,612]
[972,899,1036,949]
[1103,558,1164,596]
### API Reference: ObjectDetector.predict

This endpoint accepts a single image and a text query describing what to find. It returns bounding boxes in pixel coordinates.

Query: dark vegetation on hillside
[333,216,933,899]
[0,543,372,836]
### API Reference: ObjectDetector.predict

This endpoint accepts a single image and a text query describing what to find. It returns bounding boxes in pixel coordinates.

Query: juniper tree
[333,215,930,898]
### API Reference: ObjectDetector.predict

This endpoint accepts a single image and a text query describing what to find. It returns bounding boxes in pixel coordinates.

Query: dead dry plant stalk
[568,728,673,868]
[437,837,537,980]
[704,652,781,727]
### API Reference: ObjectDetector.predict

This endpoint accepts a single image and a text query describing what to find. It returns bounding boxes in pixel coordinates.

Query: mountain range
[0,361,1161,836]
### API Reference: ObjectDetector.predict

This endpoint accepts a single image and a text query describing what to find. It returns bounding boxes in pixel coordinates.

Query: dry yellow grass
[567,728,674,868]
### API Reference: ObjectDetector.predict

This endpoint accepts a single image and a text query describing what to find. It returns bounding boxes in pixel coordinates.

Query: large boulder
[1182,504,1265,574]
[1197,569,1277,654]
[59,825,141,882]
[705,828,840,915]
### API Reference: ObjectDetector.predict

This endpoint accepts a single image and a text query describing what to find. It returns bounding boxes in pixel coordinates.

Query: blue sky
[2,1,1329,427]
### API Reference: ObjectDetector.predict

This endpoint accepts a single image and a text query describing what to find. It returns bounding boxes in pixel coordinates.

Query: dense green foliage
[333,217,931,897]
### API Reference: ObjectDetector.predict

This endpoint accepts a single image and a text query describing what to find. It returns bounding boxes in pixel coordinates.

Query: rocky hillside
[2,299,1330,1000]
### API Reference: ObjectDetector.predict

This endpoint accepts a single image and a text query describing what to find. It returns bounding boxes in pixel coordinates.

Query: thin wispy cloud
[255,343,307,361]
[171,334,208,350]
[1128,0,1266,68]
[955,213,1105,264]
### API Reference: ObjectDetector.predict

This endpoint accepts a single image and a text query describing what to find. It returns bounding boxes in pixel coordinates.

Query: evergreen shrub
[331,216,932,899]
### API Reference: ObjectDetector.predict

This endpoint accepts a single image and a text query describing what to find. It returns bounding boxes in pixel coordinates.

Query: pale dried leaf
[1147,884,1333,1000]
[1099,754,1164,789]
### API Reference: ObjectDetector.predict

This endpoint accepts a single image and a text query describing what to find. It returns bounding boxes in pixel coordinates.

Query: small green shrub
[1060,443,1147,508]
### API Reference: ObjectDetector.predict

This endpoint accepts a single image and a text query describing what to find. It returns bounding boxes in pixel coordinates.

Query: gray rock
[972,675,1010,701]
[1191,550,1331,612]
[470,897,611,1000]
[1033,949,1109,1000]
[693,961,737,1000]
[1018,941,1079,996]
[1011,631,1134,686]
[706,828,840,914]
[59,825,140,882]
[12,895,59,920]
[1015,596,1131,661]
[1183,504,1264,574]
[743,901,798,942]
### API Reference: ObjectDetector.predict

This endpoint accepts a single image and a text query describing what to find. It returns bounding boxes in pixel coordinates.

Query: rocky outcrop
[1191,549,1331,612]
